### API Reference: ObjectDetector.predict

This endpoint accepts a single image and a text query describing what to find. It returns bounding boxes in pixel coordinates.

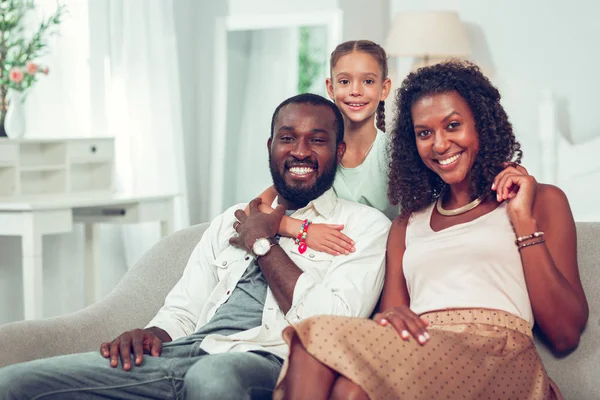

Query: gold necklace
[436,192,488,216]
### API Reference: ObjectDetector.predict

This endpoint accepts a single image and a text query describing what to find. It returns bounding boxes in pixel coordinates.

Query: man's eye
[311,138,326,144]
[279,136,294,142]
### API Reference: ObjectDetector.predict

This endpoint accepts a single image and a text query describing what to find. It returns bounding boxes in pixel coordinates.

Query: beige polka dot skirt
[274,309,562,400]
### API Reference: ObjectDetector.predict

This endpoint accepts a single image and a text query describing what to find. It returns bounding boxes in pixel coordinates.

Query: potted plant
[0,0,66,138]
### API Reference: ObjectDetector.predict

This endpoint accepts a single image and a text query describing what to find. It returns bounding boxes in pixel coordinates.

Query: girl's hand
[305,223,355,255]
[492,162,537,222]
[373,305,430,345]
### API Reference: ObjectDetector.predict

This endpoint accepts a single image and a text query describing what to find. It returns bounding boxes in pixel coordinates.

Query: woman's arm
[520,185,587,352]
[374,216,430,345]
[247,186,355,255]
[494,167,589,353]
[378,216,411,311]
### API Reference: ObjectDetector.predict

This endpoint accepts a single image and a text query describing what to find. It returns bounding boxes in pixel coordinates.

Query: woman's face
[411,91,479,187]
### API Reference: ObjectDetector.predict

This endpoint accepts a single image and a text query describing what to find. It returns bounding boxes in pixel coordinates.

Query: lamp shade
[385,11,471,58]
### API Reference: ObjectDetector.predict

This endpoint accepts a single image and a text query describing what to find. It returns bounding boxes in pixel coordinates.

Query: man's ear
[380,77,392,101]
[336,141,346,164]
[267,137,272,152]
[325,78,335,101]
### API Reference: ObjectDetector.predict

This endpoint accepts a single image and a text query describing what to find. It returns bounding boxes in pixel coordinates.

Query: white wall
[339,0,390,43]
[228,0,338,15]
[389,0,600,177]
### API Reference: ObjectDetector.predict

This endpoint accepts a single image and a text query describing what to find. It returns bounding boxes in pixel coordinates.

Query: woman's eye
[417,130,431,138]
[448,122,460,129]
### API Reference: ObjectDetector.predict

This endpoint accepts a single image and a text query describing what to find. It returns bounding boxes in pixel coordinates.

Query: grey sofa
[0,222,598,399]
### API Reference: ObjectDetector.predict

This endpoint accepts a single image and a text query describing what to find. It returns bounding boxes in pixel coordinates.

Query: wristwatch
[252,237,276,258]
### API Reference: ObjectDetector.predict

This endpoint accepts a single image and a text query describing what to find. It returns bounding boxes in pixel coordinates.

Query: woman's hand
[305,223,355,255]
[492,162,537,222]
[373,305,430,345]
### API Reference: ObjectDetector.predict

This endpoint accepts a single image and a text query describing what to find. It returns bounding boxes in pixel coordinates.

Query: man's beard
[269,155,337,208]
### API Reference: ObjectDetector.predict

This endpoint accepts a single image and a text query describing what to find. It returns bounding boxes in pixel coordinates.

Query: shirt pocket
[213,249,245,281]
[288,245,335,278]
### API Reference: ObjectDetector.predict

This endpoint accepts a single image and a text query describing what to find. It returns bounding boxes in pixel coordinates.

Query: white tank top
[403,202,534,326]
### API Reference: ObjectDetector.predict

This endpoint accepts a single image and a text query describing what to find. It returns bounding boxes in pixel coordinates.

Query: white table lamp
[385,11,472,69]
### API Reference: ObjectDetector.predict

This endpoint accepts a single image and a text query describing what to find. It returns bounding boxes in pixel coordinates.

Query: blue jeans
[0,336,282,399]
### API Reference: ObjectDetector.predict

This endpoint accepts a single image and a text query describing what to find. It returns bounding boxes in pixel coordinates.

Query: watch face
[253,238,272,256]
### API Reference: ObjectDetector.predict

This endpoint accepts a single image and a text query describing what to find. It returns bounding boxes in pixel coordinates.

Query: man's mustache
[284,158,318,169]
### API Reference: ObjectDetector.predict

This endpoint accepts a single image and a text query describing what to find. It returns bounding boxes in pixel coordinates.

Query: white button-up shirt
[146,188,391,359]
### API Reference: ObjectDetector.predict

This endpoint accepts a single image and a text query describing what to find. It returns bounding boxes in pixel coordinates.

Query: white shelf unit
[0,138,114,199]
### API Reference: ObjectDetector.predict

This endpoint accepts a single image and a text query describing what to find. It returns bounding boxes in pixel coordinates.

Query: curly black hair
[387,60,522,216]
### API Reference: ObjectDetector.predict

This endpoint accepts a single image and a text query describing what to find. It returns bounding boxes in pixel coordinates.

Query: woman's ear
[325,78,335,101]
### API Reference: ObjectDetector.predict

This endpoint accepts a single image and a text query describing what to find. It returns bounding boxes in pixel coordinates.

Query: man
[0,93,391,399]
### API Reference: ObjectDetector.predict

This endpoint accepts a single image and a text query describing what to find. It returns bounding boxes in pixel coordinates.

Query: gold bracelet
[518,238,546,251]
[515,231,544,245]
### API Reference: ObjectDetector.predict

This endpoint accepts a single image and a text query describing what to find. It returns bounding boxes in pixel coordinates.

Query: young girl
[273,61,588,399]
[252,40,395,255]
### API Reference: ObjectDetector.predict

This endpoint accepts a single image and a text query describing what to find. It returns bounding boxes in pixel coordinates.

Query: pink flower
[9,67,24,83]
[25,61,38,75]
[41,66,49,75]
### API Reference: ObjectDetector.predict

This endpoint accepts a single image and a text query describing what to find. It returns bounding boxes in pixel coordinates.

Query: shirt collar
[273,188,337,219]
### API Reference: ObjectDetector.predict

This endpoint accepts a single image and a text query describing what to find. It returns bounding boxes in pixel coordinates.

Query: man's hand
[100,327,168,370]
[230,197,286,252]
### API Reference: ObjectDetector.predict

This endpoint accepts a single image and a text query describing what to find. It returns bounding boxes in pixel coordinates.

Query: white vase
[5,91,26,139]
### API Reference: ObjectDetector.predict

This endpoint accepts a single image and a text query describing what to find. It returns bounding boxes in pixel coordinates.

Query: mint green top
[333,130,399,220]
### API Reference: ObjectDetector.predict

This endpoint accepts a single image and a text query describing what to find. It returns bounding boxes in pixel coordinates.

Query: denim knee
[0,362,46,399]
[184,356,241,399]
[184,352,281,400]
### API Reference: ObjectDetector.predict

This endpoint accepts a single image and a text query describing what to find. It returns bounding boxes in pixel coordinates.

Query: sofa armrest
[0,223,209,368]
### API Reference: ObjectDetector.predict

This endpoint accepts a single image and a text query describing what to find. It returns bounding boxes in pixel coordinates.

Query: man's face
[268,103,345,208]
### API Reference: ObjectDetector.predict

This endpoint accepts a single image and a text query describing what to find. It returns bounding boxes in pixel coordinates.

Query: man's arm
[230,199,390,319]
[146,209,235,339]
[282,212,390,323]
[100,208,239,370]
[256,245,302,313]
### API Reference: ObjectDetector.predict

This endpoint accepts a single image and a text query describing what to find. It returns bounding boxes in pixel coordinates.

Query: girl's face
[326,51,391,126]
[411,91,480,188]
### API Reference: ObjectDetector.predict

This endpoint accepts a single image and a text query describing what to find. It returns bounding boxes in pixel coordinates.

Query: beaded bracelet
[294,219,311,254]
[514,231,544,245]
[518,238,546,251]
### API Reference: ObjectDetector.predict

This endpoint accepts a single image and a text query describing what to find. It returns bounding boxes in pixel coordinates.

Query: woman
[273,60,588,400]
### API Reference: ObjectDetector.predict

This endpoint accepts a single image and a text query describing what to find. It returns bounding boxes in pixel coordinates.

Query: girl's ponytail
[376,101,386,132]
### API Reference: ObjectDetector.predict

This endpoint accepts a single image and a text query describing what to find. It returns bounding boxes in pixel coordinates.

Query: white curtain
[104,0,190,266]
[223,28,299,208]
[0,0,189,324]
